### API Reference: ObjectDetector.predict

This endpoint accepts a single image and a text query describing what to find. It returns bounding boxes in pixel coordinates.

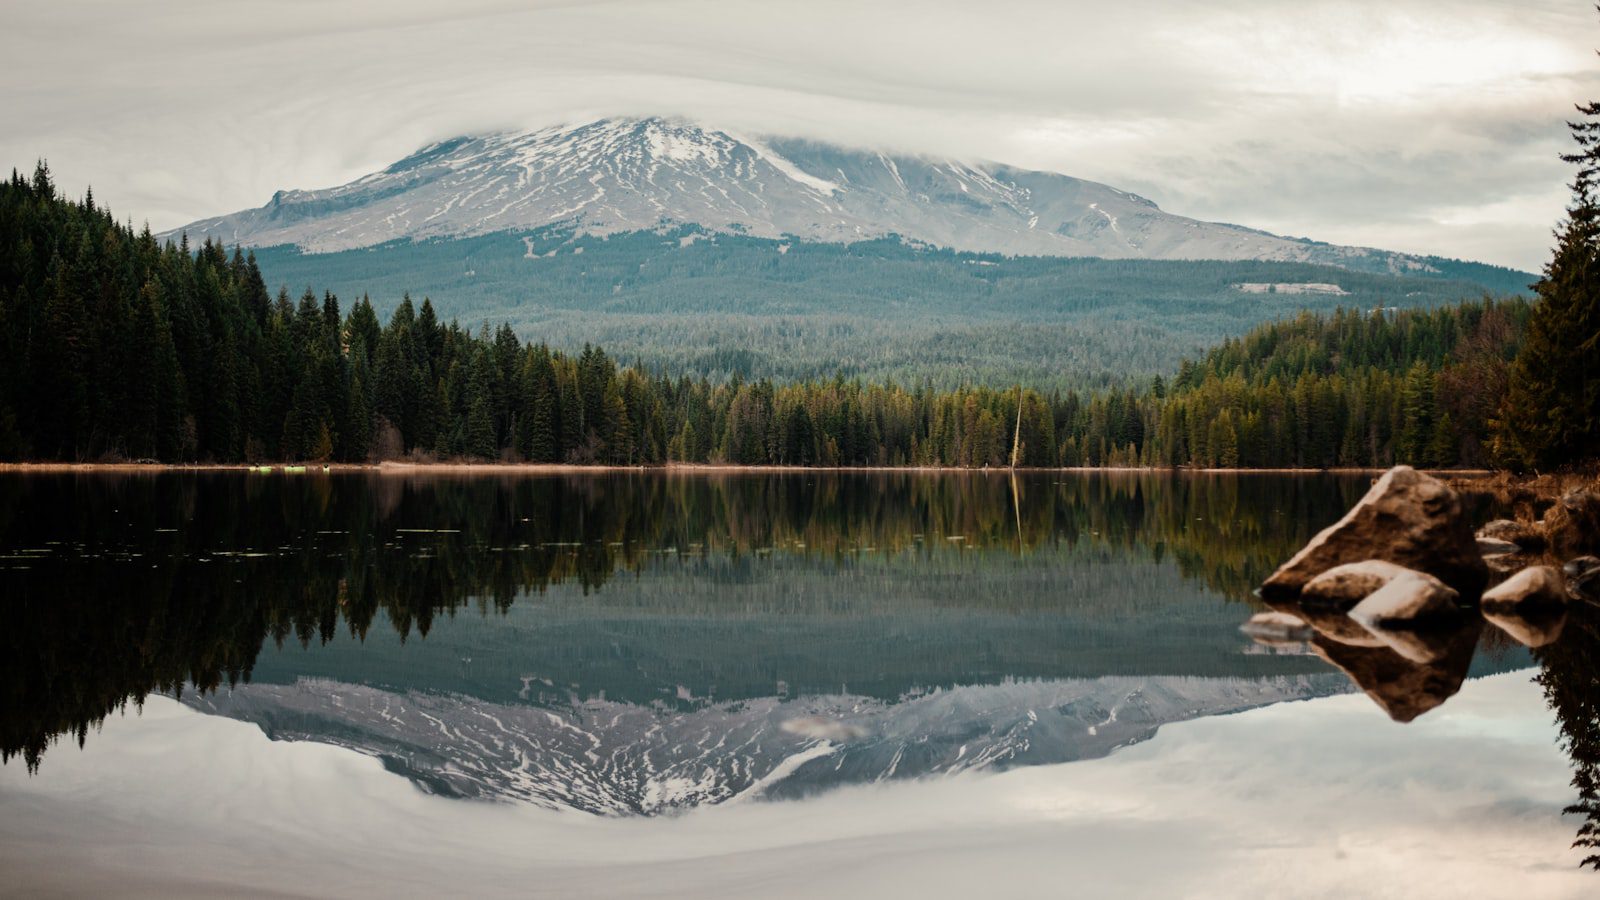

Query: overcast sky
[4,0,1596,271]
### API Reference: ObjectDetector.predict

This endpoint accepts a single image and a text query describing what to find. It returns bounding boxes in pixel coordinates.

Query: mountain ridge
[170,116,1463,273]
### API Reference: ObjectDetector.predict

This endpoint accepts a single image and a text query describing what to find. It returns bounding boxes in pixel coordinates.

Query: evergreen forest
[0,160,1592,471]
[248,224,1529,390]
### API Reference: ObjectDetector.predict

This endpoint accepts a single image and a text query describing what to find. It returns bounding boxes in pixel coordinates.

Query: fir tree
[34,254,89,457]
[344,365,373,462]
[1398,361,1435,464]
[464,348,497,459]
[465,393,496,460]
[1494,95,1600,470]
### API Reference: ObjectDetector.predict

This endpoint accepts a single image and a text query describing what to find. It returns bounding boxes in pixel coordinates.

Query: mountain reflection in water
[0,471,1566,820]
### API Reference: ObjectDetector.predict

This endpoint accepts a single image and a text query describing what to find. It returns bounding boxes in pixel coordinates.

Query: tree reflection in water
[0,470,1369,771]
[1536,601,1600,868]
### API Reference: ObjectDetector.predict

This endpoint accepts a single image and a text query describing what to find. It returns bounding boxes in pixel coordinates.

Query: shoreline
[0,460,1499,476]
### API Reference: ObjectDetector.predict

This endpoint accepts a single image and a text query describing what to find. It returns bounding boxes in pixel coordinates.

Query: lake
[0,470,1593,895]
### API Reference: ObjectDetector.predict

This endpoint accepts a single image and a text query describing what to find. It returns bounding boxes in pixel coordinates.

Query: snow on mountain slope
[172,116,1422,269]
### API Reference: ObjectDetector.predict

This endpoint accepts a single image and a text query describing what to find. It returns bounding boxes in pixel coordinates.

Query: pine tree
[0,292,19,459]
[491,323,520,447]
[127,281,164,457]
[309,421,334,461]
[1427,410,1458,468]
[148,291,187,459]
[465,393,496,460]
[1398,361,1435,464]
[242,251,271,325]
[344,366,372,462]
[684,418,703,462]
[34,254,89,457]
[528,349,559,462]
[1209,408,1239,467]
[602,382,632,463]
[372,330,412,447]
[1494,92,1600,470]
[346,295,381,359]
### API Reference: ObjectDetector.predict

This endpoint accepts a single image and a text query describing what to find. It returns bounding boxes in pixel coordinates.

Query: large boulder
[1262,466,1487,600]
[1546,488,1600,557]
[1301,560,1410,609]
[1269,560,1456,648]
[1346,571,1463,663]
[1349,570,1461,628]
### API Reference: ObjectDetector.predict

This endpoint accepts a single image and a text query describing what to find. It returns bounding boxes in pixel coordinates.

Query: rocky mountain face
[173,117,1431,271]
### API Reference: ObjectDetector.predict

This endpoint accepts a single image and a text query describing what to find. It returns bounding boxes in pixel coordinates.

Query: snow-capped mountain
[173,117,1422,268]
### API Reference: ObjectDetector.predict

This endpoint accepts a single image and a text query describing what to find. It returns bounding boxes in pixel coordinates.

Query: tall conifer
[1494,93,1600,469]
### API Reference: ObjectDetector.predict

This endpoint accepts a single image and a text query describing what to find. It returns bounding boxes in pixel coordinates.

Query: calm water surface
[1,471,1583,825]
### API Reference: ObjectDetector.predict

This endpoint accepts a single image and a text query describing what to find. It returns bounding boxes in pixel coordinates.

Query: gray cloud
[3,0,1596,270]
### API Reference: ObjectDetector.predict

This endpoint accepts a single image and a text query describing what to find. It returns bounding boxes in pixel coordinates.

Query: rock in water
[1342,571,1463,663]
[1261,466,1486,599]
[1546,488,1600,557]
[1475,537,1521,557]
[1477,518,1547,552]
[1565,556,1600,602]
[1481,565,1568,612]
[1301,560,1409,609]
[1240,611,1314,645]
[1349,570,1461,629]
[1283,560,1408,645]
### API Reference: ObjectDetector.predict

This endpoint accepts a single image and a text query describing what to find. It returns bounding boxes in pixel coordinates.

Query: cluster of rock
[1243,466,1599,722]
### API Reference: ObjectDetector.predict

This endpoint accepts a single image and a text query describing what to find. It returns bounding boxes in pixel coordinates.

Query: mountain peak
[170,116,1421,272]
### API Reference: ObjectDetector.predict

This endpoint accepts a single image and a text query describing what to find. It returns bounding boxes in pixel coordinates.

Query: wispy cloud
[3,0,1594,269]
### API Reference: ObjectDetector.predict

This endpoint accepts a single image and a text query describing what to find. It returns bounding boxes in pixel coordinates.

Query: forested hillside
[251,226,1530,390]
[1146,302,1527,468]
[0,164,1542,468]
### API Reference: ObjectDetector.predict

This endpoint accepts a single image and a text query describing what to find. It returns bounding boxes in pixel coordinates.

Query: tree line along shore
[0,462,1500,475]
[1,161,1595,473]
